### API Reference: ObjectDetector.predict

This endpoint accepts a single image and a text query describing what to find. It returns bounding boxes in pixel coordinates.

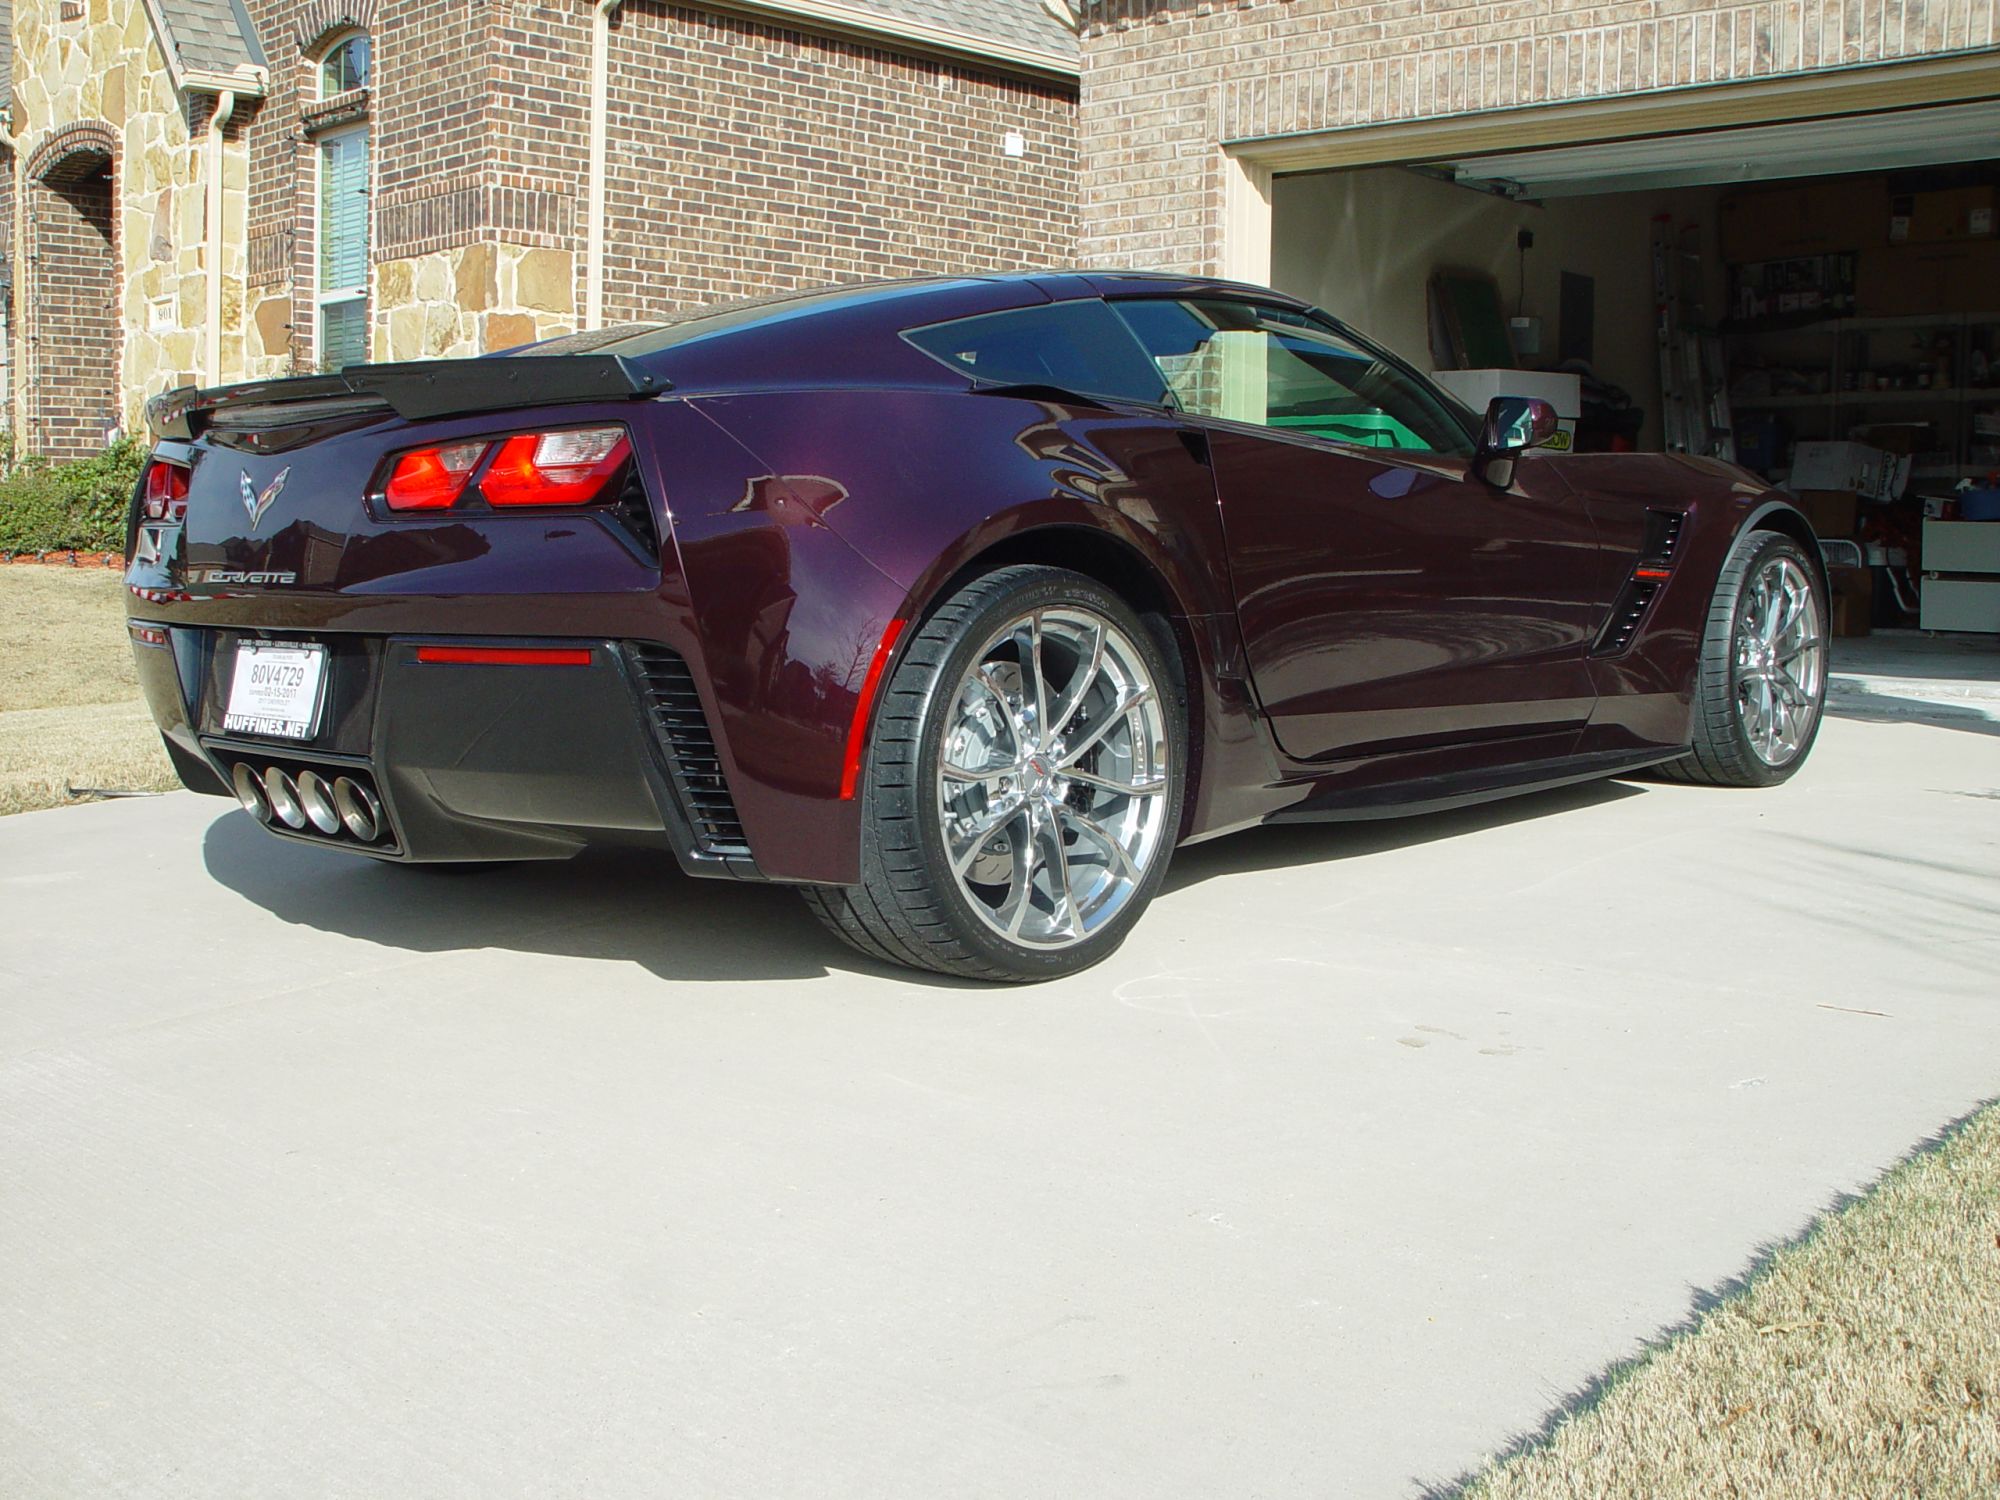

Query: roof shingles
[156,0,267,79]
[840,0,1076,62]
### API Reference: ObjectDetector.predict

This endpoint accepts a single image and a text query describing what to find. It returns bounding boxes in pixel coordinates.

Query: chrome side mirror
[1473,396,1560,488]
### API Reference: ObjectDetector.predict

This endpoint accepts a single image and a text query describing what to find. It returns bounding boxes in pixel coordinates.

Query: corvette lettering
[195,568,299,585]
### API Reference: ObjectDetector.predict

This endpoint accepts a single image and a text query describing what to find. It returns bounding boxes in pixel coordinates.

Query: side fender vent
[1647,509,1686,564]
[624,643,750,856]
[1593,578,1662,656]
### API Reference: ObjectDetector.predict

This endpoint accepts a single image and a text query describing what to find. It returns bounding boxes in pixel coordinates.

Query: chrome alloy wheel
[936,607,1171,950]
[1732,553,1826,767]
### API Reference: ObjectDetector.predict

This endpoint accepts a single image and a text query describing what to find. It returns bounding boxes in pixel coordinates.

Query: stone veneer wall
[1078,0,2000,275]
[370,241,580,361]
[8,0,248,448]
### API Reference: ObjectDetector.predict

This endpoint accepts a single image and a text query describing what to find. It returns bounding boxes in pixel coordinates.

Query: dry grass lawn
[0,565,177,814]
[1460,1102,2000,1499]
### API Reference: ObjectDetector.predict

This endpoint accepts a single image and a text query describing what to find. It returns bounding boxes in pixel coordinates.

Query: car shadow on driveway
[1162,777,1646,894]
[199,810,898,985]
[202,779,1646,984]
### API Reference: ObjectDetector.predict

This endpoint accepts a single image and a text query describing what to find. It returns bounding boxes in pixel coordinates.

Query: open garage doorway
[1267,92,2000,640]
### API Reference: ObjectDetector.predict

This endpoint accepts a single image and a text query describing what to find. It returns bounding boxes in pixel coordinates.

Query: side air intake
[624,643,750,856]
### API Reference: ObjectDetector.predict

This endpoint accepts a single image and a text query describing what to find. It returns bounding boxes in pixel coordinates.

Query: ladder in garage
[1652,215,1736,463]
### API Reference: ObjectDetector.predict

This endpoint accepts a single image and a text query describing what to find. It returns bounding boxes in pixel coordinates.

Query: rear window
[902,300,1171,407]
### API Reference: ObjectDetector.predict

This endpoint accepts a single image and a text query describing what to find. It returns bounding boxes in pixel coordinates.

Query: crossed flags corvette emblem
[240,467,292,532]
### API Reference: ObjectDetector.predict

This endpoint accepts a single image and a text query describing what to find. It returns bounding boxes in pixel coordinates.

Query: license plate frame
[222,641,329,742]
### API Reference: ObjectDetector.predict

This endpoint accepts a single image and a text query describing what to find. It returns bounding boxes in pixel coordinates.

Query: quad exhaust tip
[263,767,307,829]
[332,776,383,842]
[230,762,272,824]
[295,771,341,835]
[231,762,387,844]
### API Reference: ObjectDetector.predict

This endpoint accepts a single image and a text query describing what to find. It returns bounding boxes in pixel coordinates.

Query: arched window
[319,30,370,96]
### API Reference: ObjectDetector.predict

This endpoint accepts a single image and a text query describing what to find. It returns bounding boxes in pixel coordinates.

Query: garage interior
[1268,97,2000,645]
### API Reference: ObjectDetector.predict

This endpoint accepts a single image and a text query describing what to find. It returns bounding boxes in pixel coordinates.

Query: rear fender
[689,388,1283,844]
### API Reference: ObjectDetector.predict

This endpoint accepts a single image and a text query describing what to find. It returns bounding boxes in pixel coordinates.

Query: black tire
[803,565,1188,982]
[1655,530,1828,788]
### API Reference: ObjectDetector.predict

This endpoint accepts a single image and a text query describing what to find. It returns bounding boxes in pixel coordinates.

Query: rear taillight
[384,441,486,511]
[142,461,190,521]
[379,426,631,513]
[482,429,631,508]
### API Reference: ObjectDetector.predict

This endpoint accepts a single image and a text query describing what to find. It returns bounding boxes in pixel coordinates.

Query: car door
[1111,296,1611,765]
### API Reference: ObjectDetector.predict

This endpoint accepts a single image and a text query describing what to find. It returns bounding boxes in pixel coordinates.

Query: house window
[317,124,369,370]
[320,31,370,96]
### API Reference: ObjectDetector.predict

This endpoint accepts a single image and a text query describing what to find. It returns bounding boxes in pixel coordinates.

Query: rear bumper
[131,624,760,877]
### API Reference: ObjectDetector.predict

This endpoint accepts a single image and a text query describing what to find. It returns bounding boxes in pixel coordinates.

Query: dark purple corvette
[126,272,1827,979]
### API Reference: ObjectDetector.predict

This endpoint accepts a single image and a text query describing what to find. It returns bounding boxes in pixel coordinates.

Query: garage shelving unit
[1727,310,2000,484]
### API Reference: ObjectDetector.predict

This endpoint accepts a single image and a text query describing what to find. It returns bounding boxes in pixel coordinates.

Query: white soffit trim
[1239,55,2000,172]
[1427,98,2000,197]
[700,0,1079,81]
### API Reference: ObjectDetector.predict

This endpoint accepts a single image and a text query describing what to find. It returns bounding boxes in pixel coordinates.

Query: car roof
[531,271,1315,362]
[506,271,1326,396]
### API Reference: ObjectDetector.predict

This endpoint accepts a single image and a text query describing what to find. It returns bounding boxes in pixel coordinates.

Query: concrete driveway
[4,681,1997,1497]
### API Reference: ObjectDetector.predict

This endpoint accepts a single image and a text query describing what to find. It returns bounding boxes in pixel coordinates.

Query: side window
[903,300,1171,407]
[1111,298,1473,457]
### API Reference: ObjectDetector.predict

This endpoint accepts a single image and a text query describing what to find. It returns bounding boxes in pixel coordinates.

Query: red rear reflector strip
[128,623,169,646]
[415,646,594,666]
[1634,567,1673,580]
[839,618,908,801]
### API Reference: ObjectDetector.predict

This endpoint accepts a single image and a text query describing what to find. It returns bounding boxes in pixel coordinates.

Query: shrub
[0,437,147,554]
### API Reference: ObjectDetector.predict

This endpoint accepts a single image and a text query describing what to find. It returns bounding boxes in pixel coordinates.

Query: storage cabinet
[1922,520,2000,634]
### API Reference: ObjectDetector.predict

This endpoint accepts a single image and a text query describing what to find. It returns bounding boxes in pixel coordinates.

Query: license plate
[223,643,327,741]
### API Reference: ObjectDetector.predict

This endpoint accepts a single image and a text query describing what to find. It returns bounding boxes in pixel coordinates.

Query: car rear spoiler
[145,355,670,441]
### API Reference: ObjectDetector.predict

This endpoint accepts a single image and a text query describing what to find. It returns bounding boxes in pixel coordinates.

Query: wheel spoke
[1048,619,1105,741]
[1010,614,1049,745]
[966,669,1022,754]
[1034,809,1082,939]
[1004,824,1035,939]
[1058,686,1154,767]
[1065,766,1166,799]
[942,760,1004,784]
[949,799,1023,878]
[1061,805,1140,884]
[1770,669,1811,707]
[1776,635,1823,665]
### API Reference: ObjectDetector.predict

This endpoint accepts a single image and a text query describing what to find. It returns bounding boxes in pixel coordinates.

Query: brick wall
[1079,0,2000,274]
[243,0,321,373]
[27,166,118,458]
[462,2,1079,325]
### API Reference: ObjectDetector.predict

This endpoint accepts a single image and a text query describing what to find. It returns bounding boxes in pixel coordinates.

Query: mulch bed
[1,552,123,568]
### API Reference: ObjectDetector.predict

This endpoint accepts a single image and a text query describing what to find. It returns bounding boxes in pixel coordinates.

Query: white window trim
[314,120,370,369]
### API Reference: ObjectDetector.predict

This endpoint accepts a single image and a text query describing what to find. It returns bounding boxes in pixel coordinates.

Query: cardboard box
[1793,489,1860,538]
[1856,239,2000,317]
[1721,177,1883,261]
[1790,441,1911,503]
[1888,186,1996,245]
[1830,567,1874,638]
